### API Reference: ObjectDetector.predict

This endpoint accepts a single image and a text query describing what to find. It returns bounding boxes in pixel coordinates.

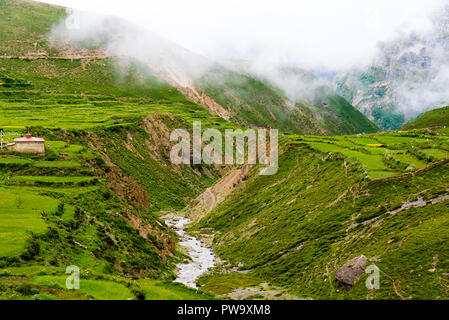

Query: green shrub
[131,286,146,300]
[21,235,40,261]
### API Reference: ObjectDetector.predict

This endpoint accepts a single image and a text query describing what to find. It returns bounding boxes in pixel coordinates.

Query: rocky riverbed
[163,214,216,289]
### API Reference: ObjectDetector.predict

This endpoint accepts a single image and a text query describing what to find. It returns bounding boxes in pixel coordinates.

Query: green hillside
[195,133,449,299]
[198,67,379,136]
[402,106,449,131]
[0,0,65,56]
[0,58,216,129]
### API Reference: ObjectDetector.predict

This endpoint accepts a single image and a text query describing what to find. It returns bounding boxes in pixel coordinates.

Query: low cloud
[42,0,449,115]
[41,0,445,71]
[49,9,214,86]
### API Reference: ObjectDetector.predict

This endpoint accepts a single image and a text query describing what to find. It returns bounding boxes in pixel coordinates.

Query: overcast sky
[38,0,447,71]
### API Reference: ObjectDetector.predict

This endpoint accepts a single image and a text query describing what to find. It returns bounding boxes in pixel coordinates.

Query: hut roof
[14,133,45,142]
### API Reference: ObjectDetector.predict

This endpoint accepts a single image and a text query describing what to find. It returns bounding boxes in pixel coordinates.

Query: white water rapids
[163,215,215,289]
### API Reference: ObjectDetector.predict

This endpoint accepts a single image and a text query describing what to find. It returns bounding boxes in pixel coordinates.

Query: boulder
[335,255,367,291]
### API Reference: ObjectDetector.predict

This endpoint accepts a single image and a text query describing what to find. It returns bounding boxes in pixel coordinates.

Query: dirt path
[225,283,301,300]
[204,188,217,212]
[358,192,449,228]
[188,165,251,223]
[0,55,114,60]
[389,193,449,216]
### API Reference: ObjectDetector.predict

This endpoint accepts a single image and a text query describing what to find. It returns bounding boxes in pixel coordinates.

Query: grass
[0,266,214,300]
[0,58,226,130]
[3,185,99,197]
[197,273,262,296]
[0,109,224,299]
[349,137,382,145]
[33,161,81,168]
[29,275,134,300]
[11,176,94,183]
[0,157,31,165]
[195,142,449,299]
[294,132,449,178]
[137,279,214,300]
[402,105,449,130]
[0,116,222,298]
[0,187,59,256]
[392,153,427,169]
[374,135,430,145]
[421,148,449,160]
[369,170,400,179]
[301,140,395,177]
[0,0,66,56]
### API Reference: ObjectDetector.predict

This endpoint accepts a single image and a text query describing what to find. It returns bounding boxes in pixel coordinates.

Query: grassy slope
[0,187,58,256]
[85,115,225,211]
[0,266,213,300]
[324,96,379,135]
[198,67,379,136]
[0,129,196,298]
[0,0,66,56]
[0,72,224,299]
[402,106,449,131]
[292,130,449,179]
[196,141,449,299]
[0,58,204,129]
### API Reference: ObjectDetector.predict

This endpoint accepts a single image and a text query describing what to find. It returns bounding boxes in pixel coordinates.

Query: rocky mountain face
[334,7,449,130]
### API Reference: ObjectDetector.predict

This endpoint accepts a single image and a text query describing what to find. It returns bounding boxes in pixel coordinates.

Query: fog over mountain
[335,5,449,129]
[40,0,443,69]
[40,0,449,127]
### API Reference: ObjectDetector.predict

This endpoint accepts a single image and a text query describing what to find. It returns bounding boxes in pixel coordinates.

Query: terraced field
[0,62,232,131]
[0,187,58,256]
[289,131,449,179]
[0,122,220,300]
[0,136,99,257]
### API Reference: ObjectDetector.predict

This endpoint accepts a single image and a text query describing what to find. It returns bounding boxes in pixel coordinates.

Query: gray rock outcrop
[335,255,367,291]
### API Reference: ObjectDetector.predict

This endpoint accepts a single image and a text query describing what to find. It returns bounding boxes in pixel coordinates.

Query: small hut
[8,133,45,155]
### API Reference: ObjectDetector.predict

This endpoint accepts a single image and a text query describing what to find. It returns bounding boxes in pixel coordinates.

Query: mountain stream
[163,214,215,289]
